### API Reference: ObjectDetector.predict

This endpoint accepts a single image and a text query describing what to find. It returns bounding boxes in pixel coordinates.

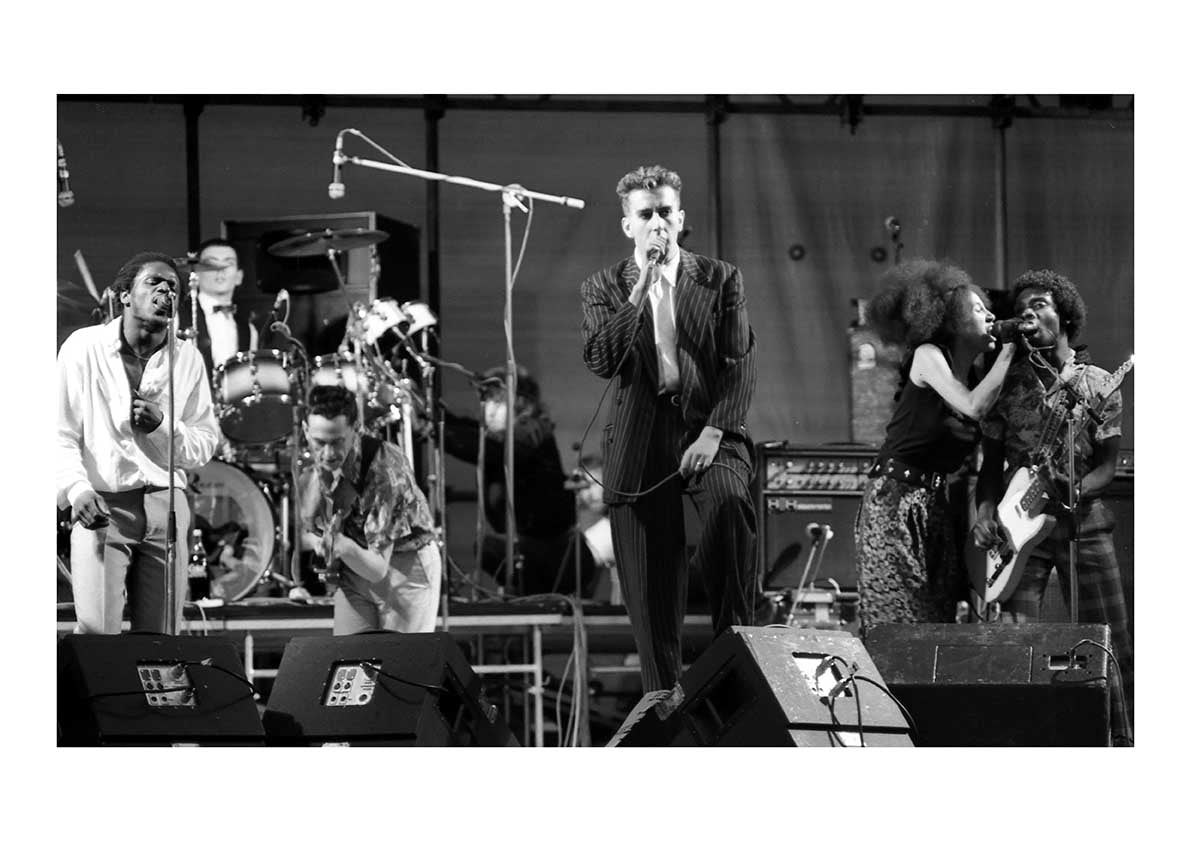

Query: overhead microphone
[328,132,345,199]
[57,140,74,207]
[269,288,290,322]
[883,216,900,236]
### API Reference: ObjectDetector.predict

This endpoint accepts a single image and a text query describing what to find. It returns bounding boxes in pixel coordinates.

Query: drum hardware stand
[325,256,371,431]
[330,128,586,600]
[404,346,500,605]
[267,319,312,596]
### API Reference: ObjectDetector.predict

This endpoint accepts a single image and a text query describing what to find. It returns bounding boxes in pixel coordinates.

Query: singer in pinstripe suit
[581,165,758,692]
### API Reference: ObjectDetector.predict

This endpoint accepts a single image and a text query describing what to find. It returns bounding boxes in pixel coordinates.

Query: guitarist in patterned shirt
[972,269,1132,745]
[298,384,440,634]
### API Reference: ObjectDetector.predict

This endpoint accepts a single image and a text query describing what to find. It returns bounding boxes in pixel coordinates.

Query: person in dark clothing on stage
[580,164,758,693]
[442,365,593,596]
[854,259,1016,633]
[971,268,1132,744]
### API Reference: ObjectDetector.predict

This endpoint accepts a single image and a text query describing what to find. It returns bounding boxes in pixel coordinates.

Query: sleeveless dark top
[876,378,980,475]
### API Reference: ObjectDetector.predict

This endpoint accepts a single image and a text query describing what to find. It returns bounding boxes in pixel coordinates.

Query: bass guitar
[968,354,1133,603]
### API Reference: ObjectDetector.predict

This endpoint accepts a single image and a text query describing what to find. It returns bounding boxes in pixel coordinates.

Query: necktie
[212,304,236,315]
[655,276,680,393]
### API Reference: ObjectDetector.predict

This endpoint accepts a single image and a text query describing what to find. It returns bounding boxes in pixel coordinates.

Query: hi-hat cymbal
[267,227,390,258]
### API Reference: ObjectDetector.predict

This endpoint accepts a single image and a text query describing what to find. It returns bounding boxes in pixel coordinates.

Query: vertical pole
[994,125,1009,289]
[424,96,449,625]
[424,97,444,324]
[503,202,518,592]
[183,97,205,248]
[991,99,1013,290]
[705,96,727,258]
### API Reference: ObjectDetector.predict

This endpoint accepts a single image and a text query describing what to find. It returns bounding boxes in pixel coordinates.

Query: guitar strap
[352,434,382,502]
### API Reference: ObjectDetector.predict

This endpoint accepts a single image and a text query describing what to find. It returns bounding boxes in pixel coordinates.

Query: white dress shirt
[56,319,221,508]
[635,248,681,393]
[198,291,258,367]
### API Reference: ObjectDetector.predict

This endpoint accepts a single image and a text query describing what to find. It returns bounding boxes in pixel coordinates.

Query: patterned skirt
[854,474,959,634]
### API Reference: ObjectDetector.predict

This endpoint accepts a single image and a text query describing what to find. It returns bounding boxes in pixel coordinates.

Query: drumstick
[74,250,102,303]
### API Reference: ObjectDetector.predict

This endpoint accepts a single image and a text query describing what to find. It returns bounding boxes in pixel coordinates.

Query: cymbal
[267,227,390,258]
[172,256,223,271]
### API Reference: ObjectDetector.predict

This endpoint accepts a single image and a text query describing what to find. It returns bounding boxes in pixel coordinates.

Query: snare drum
[188,460,276,602]
[213,349,296,444]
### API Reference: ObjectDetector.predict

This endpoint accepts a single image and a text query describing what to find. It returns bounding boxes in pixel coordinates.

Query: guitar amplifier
[756,443,878,591]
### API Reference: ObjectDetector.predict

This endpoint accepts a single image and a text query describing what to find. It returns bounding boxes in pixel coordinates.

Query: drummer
[181,238,259,376]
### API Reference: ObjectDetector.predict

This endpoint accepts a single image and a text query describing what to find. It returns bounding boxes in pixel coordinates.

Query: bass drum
[188,460,276,602]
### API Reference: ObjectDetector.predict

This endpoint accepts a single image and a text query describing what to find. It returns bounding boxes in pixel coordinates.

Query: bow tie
[212,304,236,315]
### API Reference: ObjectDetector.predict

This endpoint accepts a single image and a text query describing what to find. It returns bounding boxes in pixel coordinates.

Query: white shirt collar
[198,291,234,314]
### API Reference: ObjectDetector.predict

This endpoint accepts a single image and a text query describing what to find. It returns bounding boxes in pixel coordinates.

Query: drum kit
[58,227,442,605]
[193,226,441,600]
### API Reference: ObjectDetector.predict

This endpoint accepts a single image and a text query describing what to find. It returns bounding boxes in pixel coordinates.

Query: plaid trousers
[1000,498,1133,740]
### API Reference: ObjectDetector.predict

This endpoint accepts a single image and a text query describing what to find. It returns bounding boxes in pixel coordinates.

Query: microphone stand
[1026,347,1096,623]
[333,131,586,602]
[164,294,180,634]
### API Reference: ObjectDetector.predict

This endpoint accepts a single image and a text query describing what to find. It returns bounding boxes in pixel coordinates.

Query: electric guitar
[968,354,1134,603]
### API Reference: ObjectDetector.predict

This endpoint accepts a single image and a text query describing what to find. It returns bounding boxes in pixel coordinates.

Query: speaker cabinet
[58,635,265,746]
[262,633,518,747]
[864,622,1111,746]
[757,445,876,591]
[608,626,913,747]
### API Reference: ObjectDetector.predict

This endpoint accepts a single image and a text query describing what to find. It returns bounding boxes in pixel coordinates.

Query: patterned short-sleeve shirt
[299,436,434,562]
[980,353,1123,480]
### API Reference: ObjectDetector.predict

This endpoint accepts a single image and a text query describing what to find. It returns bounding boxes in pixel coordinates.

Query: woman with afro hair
[854,259,1016,631]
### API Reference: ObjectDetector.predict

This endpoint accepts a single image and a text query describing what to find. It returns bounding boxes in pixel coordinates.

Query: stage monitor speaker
[58,634,265,746]
[864,622,1111,747]
[262,632,518,747]
[608,626,913,747]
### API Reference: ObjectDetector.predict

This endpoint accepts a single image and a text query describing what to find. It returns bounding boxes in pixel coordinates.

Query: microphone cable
[575,258,752,502]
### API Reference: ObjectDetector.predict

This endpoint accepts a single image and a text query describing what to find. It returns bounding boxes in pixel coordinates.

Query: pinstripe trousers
[608,398,757,692]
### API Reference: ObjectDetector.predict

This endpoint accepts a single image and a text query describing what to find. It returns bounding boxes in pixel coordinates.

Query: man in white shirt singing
[57,251,220,634]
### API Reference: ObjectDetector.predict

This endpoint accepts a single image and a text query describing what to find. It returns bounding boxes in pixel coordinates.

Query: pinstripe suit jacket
[581,250,757,504]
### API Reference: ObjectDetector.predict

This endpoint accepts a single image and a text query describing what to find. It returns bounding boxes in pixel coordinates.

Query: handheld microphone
[57,140,74,207]
[328,133,345,199]
[646,245,664,266]
[991,317,1025,342]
